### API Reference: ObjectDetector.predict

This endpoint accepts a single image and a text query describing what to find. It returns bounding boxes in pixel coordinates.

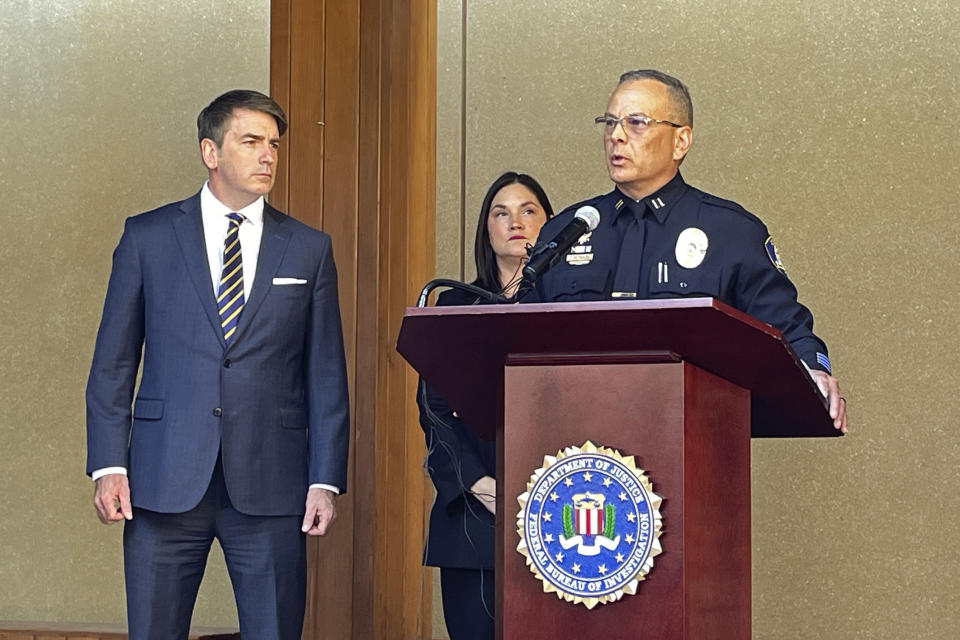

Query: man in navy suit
[85,90,350,640]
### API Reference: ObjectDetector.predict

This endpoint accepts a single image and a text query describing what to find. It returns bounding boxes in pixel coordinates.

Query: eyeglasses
[594,113,684,136]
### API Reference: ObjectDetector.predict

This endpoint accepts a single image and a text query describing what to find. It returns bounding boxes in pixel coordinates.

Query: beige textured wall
[437,1,960,638]
[0,0,269,627]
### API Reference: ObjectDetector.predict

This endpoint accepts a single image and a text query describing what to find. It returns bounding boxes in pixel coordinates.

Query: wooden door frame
[270,0,437,638]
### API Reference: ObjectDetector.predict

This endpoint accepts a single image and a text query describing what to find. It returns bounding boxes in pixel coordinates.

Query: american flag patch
[816,352,831,374]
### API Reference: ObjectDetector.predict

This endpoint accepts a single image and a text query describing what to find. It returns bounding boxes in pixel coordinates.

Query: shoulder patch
[764,236,786,273]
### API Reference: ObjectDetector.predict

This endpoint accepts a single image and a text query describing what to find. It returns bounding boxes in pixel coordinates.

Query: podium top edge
[405,297,717,314]
[404,297,779,339]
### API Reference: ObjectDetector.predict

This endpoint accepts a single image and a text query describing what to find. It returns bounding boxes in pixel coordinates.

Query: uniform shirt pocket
[648,267,721,298]
[548,268,610,301]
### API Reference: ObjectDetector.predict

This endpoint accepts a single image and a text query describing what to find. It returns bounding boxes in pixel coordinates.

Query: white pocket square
[272,277,308,285]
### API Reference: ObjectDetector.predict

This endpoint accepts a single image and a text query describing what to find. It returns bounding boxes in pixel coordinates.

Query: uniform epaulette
[698,190,766,229]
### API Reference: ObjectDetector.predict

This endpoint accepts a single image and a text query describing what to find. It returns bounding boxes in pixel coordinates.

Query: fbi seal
[516,441,663,609]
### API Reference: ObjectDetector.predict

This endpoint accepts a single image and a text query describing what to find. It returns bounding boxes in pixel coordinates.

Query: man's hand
[93,474,132,524]
[301,488,337,536]
[810,370,848,434]
[470,475,497,516]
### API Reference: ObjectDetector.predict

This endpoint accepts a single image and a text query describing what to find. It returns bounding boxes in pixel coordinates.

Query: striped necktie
[217,212,245,344]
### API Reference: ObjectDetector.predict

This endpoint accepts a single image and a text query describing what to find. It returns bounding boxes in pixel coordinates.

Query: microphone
[522,205,600,283]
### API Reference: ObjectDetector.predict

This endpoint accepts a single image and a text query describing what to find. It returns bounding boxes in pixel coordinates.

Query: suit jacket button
[223,359,232,368]
[213,407,222,417]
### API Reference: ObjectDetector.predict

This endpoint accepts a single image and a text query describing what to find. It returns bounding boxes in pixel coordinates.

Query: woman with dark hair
[419,172,553,640]
[472,171,554,297]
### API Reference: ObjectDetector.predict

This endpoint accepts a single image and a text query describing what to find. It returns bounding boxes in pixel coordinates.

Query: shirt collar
[612,172,688,224]
[200,181,265,226]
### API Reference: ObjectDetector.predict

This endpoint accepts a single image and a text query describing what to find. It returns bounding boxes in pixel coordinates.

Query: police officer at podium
[529,69,847,432]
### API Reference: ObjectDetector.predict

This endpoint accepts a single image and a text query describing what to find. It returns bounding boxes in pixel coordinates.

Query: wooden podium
[397,298,839,640]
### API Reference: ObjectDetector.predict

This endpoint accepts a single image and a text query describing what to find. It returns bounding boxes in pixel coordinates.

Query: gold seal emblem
[516,441,663,609]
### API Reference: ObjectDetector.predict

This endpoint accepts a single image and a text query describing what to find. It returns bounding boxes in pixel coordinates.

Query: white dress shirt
[200,181,264,302]
[93,183,339,495]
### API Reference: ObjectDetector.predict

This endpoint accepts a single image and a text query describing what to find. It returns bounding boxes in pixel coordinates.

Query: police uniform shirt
[529,172,831,372]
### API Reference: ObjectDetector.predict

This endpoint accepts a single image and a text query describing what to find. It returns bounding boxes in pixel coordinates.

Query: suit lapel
[228,204,292,347]
[172,194,226,347]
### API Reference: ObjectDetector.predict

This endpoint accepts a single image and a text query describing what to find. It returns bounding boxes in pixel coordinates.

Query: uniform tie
[611,203,646,298]
[217,212,245,344]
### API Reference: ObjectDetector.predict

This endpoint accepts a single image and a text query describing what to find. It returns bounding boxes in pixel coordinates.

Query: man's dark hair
[618,69,693,127]
[197,90,288,146]
[473,171,554,293]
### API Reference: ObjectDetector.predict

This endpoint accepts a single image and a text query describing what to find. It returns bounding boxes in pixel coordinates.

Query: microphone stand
[417,240,550,307]
[416,278,506,308]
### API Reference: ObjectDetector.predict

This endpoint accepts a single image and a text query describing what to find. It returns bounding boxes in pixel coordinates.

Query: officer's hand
[810,370,848,433]
[94,474,133,523]
[302,488,337,536]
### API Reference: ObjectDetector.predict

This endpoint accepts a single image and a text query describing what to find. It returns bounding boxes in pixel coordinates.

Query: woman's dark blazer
[418,287,496,569]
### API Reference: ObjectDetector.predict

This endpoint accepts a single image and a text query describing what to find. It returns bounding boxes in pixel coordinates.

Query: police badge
[566,231,594,266]
[516,441,663,609]
[675,227,708,269]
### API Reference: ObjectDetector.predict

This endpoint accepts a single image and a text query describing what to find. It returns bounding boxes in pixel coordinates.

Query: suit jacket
[418,287,495,570]
[85,192,350,516]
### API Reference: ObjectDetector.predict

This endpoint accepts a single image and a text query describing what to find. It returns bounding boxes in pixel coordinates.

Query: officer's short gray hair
[617,69,693,128]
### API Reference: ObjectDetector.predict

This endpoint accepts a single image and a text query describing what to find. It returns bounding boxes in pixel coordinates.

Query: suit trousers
[440,567,495,640]
[123,457,306,640]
